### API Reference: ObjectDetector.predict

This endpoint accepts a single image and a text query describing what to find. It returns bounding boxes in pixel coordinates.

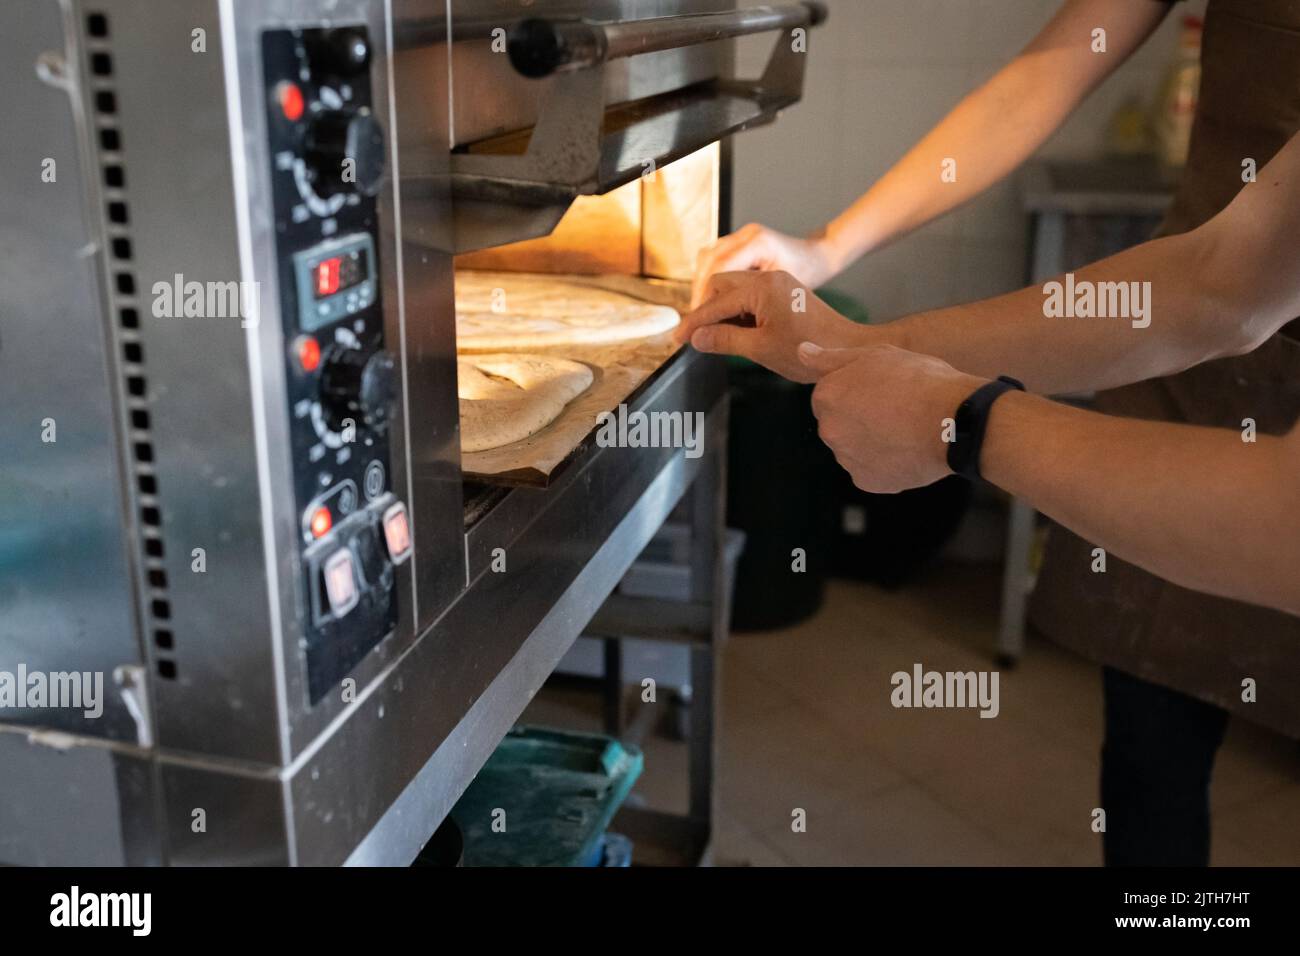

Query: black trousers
[1101,667,1230,866]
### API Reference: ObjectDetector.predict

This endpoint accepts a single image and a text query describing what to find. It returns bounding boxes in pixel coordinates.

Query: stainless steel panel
[448,0,733,146]
[0,729,160,866]
[213,0,416,763]
[96,0,284,763]
[441,0,820,251]
[160,758,291,866]
[389,0,469,635]
[38,0,470,765]
[0,0,143,743]
[166,0,466,761]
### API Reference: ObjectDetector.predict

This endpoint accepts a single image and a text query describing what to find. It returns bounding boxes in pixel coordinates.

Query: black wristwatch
[946,376,1025,480]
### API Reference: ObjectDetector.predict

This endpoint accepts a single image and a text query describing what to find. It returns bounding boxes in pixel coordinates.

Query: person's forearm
[981,393,1300,616]
[875,226,1250,394]
[819,0,1168,270]
[862,129,1300,395]
[822,58,1079,267]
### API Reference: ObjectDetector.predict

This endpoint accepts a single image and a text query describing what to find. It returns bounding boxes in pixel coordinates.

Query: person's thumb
[691,323,757,360]
[797,341,858,377]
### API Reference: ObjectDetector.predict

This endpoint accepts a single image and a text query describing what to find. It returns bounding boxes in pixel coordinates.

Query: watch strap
[946,375,1025,480]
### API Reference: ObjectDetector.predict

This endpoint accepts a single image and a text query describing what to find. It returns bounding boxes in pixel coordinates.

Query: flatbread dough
[456,271,680,350]
[458,353,594,452]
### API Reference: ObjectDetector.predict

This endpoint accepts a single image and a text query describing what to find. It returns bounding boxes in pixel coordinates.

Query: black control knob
[319,347,396,431]
[304,109,386,198]
[311,28,371,76]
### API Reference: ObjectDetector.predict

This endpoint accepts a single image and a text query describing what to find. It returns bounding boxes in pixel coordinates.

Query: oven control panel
[262,25,405,704]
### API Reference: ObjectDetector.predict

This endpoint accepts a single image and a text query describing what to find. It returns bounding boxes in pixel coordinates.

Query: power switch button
[323,549,359,617]
[382,501,412,565]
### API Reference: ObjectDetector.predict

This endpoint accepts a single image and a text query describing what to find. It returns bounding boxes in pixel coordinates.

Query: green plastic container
[449,726,643,867]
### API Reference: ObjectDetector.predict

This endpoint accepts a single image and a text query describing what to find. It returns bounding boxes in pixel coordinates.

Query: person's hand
[674,271,870,384]
[798,342,990,493]
[692,224,840,307]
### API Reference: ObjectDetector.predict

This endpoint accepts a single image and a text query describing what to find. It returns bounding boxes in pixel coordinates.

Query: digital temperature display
[293,234,377,332]
[314,249,368,299]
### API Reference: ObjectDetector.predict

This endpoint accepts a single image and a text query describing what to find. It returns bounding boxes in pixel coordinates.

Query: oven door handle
[507,2,828,78]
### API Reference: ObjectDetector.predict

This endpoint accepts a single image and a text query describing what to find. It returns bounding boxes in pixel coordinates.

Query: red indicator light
[316,257,342,297]
[278,82,305,122]
[296,336,322,373]
[310,506,332,539]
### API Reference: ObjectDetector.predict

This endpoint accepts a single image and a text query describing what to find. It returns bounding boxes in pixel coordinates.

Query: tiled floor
[521,561,1300,866]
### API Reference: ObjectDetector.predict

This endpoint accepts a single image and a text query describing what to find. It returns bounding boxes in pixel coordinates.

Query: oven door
[441,0,827,251]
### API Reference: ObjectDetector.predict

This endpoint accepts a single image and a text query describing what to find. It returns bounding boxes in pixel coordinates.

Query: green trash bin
[724,288,868,630]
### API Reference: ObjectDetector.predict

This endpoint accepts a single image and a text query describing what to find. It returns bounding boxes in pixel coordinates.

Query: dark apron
[1028,0,1300,738]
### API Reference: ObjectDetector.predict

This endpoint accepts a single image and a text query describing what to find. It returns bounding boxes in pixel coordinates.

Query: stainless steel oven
[0,0,824,865]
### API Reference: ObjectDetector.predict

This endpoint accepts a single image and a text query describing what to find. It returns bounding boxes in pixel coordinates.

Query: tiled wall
[731,0,1206,321]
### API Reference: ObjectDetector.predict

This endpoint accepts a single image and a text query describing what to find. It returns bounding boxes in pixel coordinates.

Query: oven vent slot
[85,10,178,682]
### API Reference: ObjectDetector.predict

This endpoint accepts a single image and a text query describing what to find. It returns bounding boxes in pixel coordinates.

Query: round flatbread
[456,272,680,351]
[458,353,594,453]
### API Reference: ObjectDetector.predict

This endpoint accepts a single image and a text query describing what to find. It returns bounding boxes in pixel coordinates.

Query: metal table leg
[603,395,730,865]
[686,397,728,836]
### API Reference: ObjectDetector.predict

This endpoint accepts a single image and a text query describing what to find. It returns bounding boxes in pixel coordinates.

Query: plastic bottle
[1153,16,1203,172]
